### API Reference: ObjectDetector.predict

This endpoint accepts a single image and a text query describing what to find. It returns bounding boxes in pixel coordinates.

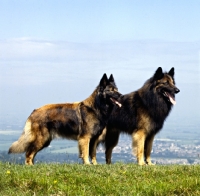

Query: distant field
[50,147,78,154]
[0,130,22,135]
[0,143,11,151]
[0,130,78,154]
[156,130,200,144]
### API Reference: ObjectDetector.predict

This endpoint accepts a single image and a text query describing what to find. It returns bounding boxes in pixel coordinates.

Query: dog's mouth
[163,91,176,105]
[110,98,122,107]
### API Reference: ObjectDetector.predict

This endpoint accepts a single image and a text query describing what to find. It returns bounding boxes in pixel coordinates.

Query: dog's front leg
[144,134,155,165]
[89,138,99,165]
[78,135,91,164]
[89,128,107,165]
[132,129,146,166]
[78,145,83,158]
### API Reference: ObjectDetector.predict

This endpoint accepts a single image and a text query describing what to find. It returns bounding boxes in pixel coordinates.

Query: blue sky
[0,1,200,129]
[0,0,200,42]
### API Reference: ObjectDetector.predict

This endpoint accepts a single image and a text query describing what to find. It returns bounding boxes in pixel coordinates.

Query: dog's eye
[163,81,168,85]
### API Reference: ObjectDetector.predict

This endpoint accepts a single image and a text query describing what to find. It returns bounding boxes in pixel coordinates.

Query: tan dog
[9,74,121,165]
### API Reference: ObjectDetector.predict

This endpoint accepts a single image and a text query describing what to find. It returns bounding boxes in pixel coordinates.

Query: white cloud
[0,38,59,61]
[0,38,199,86]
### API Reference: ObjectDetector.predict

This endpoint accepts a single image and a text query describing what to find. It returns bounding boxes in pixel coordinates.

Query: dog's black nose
[175,88,180,94]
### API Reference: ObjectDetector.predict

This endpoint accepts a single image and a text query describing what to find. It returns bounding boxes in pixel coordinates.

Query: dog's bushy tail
[8,120,32,154]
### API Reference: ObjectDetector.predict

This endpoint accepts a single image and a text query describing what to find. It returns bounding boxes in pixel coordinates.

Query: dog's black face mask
[153,67,180,105]
[99,74,122,107]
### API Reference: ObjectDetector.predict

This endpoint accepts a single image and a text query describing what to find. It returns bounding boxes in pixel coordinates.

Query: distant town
[97,136,200,165]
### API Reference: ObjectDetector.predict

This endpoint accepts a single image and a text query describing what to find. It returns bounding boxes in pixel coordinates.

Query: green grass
[0,162,199,196]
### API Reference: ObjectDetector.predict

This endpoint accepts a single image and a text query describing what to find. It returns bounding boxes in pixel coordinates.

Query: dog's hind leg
[25,147,37,165]
[132,129,146,166]
[25,140,51,165]
[25,127,51,165]
[78,135,91,164]
[144,134,155,165]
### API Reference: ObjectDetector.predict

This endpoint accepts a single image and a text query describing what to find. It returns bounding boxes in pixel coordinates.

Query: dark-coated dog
[89,67,180,165]
[8,74,122,165]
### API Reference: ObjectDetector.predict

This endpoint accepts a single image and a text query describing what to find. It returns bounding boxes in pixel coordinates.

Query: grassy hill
[0,162,199,195]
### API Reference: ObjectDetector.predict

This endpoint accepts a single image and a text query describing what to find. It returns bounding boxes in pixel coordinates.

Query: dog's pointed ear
[108,74,114,83]
[154,67,164,80]
[168,67,174,78]
[100,73,108,88]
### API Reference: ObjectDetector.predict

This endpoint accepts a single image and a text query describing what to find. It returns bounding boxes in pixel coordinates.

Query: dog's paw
[138,161,147,166]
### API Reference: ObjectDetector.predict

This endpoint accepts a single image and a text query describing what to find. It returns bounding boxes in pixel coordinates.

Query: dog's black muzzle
[107,91,122,107]
[174,88,180,94]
